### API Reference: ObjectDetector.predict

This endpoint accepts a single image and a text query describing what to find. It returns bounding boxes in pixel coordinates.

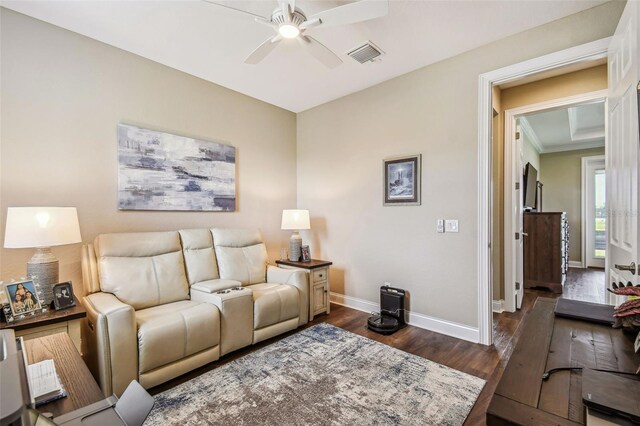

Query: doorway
[503,92,607,312]
[479,1,638,347]
[476,38,610,345]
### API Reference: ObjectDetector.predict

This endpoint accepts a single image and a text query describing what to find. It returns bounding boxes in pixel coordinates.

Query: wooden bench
[487,297,639,425]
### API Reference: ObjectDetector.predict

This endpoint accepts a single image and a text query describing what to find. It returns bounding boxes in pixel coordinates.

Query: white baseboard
[569,261,584,268]
[330,292,480,343]
[492,299,505,313]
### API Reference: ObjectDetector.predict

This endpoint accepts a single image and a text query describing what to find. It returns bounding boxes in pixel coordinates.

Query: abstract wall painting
[383,154,421,206]
[118,124,236,211]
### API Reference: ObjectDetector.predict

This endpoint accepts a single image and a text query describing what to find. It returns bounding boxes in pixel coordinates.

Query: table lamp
[281,209,310,262]
[4,207,82,305]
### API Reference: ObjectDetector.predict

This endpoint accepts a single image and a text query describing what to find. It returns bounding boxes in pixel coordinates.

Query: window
[594,169,606,258]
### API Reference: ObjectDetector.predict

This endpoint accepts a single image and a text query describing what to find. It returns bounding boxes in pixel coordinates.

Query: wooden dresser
[524,212,569,293]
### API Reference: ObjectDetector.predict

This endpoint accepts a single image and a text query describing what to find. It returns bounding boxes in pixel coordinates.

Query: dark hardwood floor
[150,268,607,425]
[560,267,605,304]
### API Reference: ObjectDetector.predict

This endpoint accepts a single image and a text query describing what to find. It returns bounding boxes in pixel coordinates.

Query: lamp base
[289,232,302,262]
[27,247,59,306]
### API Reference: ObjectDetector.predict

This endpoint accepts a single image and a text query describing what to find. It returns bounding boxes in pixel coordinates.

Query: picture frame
[301,245,311,262]
[117,124,236,212]
[383,154,421,206]
[4,280,42,317]
[52,281,76,310]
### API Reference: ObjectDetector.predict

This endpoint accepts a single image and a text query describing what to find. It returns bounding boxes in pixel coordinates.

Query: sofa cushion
[211,228,263,247]
[212,228,268,285]
[95,232,189,310]
[191,279,242,294]
[135,300,220,374]
[179,229,219,285]
[247,283,299,329]
[215,245,268,285]
[96,231,181,257]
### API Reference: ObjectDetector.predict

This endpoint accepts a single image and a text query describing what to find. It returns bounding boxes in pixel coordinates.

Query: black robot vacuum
[367,286,407,335]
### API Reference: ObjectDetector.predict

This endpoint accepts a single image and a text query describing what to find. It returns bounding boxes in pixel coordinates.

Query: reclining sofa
[81,228,308,396]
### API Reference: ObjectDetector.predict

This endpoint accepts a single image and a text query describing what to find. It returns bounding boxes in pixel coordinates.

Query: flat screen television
[523,162,538,210]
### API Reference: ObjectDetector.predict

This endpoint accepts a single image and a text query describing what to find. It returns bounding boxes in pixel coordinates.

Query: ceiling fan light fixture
[279,24,300,39]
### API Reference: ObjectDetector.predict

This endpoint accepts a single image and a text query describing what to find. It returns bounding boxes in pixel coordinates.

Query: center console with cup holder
[191,286,253,356]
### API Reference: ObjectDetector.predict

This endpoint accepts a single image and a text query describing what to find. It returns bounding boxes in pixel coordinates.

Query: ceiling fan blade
[201,0,269,20]
[307,0,389,29]
[245,36,282,65]
[297,36,342,69]
[255,16,278,31]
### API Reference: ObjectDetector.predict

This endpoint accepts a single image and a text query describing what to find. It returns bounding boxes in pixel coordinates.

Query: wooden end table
[276,259,332,321]
[25,332,104,417]
[1,296,86,353]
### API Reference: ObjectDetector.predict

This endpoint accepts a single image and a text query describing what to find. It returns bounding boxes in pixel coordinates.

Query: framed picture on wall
[383,154,421,206]
[117,124,236,212]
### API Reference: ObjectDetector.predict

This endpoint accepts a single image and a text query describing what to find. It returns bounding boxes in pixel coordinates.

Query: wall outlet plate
[437,219,445,233]
[445,219,459,233]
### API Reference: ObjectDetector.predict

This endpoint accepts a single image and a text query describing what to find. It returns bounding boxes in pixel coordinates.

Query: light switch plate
[445,219,459,233]
[437,219,445,233]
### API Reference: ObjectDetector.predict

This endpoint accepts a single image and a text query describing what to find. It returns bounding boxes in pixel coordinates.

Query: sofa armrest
[267,265,308,325]
[83,292,137,397]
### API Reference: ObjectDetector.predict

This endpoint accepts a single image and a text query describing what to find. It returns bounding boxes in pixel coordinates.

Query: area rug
[145,324,485,426]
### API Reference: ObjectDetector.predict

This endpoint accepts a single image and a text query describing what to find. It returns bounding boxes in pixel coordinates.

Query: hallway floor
[561,267,606,304]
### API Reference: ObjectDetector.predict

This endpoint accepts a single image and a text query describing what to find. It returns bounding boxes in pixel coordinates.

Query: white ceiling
[1,0,607,112]
[520,101,605,154]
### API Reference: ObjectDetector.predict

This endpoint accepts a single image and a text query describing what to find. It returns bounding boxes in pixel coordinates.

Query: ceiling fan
[204,0,389,68]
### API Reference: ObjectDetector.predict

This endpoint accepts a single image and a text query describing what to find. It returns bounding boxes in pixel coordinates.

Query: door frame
[582,155,607,269]
[477,37,610,345]
[503,90,608,312]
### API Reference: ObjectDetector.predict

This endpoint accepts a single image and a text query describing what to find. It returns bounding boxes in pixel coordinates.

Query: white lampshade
[4,207,82,248]
[281,209,310,230]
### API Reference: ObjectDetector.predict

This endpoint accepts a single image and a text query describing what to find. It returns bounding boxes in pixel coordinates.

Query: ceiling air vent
[346,41,384,64]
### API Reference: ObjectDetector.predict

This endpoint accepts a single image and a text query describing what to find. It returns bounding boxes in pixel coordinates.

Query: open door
[607,0,639,302]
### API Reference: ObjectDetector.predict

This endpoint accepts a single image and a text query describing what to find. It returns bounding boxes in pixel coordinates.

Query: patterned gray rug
[145,324,485,426]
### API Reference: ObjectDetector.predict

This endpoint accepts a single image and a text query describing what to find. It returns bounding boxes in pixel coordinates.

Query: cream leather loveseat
[81,228,308,396]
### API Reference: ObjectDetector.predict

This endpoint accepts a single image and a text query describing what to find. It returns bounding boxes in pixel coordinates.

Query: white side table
[275,259,332,321]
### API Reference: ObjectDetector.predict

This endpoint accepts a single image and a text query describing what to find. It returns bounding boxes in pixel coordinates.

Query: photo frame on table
[383,154,421,206]
[52,281,76,310]
[4,280,42,317]
[301,245,311,262]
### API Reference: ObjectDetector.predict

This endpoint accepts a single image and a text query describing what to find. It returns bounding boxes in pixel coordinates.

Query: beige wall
[540,147,605,262]
[501,65,608,110]
[297,2,623,328]
[0,9,298,296]
[522,130,541,177]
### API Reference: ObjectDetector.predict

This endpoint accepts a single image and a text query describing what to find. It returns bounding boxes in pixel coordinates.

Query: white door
[607,0,639,304]
[515,122,524,309]
[584,156,606,268]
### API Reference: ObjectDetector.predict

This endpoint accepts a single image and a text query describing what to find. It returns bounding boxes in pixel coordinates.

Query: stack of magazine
[27,359,67,406]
